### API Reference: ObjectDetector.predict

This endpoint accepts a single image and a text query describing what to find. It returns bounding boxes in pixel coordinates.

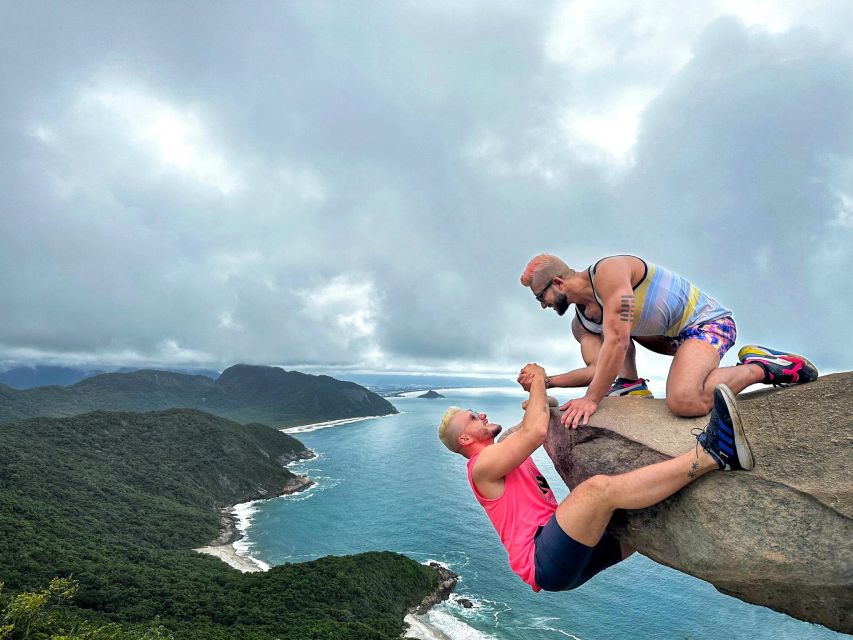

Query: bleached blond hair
[438,406,465,453]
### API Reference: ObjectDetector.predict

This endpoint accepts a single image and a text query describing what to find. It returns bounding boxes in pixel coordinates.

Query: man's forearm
[586,338,628,401]
[520,375,549,438]
[546,366,595,389]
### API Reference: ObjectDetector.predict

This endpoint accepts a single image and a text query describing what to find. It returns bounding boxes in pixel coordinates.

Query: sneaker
[607,377,654,398]
[737,345,818,386]
[692,384,754,471]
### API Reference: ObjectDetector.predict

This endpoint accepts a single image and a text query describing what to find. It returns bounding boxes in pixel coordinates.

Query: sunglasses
[534,278,554,303]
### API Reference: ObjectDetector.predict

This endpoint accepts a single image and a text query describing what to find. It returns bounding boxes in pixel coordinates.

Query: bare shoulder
[597,255,645,284]
[595,256,635,279]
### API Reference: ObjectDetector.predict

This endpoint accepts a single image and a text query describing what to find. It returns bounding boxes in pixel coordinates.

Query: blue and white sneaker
[692,384,754,471]
[607,377,654,398]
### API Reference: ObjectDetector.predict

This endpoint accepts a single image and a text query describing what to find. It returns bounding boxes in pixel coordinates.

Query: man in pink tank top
[438,364,756,592]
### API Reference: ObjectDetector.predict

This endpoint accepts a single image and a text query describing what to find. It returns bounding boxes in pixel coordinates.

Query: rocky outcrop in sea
[411,563,458,615]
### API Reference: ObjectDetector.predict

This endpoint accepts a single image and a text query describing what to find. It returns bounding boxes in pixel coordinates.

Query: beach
[195,473,453,640]
[193,472,312,573]
[403,613,451,640]
[194,544,267,572]
[280,413,394,434]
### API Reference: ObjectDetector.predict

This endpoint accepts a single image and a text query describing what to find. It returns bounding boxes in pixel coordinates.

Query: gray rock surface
[544,372,853,634]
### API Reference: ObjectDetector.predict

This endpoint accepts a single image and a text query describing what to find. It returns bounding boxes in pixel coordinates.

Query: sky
[1,1,851,379]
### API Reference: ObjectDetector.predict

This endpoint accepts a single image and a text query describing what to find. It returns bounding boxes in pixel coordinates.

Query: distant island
[0,363,397,427]
[0,408,441,638]
[417,390,445,399]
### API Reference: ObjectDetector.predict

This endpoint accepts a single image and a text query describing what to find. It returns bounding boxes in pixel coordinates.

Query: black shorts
[533,514,622,592]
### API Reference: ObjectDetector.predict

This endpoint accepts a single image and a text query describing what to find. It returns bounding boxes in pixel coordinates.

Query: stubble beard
[553,293,570,316]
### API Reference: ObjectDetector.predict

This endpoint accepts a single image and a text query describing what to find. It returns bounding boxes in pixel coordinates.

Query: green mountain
[0,409,437,638]
[0,364,398,427]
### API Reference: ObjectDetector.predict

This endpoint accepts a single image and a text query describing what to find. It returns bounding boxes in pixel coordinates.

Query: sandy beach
[194,544,268,572]
[196,542,452,640]
[281,413,393,434]
[194,472,312,573]
[402,613,451,640]
[195,446,453,640]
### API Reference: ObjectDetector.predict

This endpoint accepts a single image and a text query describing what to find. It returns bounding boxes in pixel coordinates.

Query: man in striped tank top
[439,363,755,592]
[519,254,818,427]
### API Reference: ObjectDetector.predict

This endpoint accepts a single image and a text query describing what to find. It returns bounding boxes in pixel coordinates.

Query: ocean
[237,387,846,640]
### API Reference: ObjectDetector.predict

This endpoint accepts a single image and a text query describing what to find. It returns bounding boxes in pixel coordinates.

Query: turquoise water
[241,388,847,640]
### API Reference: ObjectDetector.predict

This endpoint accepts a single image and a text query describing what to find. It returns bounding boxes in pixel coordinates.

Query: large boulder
[544,372,853,634]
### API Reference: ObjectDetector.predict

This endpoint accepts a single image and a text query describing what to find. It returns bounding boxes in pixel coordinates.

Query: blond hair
[438,406,465,453]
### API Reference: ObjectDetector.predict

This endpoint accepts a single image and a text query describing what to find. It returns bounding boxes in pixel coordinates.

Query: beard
[487,423,502,438]
[552,292,570,316]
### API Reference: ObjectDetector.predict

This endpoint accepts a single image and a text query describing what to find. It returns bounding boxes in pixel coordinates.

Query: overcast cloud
[1,1,850,377]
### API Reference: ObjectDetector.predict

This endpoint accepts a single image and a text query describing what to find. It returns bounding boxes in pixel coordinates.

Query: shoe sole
[715,383,754,471]
[607,389,654,398]
[737,345,818,382]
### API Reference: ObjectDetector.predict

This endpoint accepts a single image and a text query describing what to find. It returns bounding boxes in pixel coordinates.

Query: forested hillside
[0,409,436,639]
[0,364,397,427]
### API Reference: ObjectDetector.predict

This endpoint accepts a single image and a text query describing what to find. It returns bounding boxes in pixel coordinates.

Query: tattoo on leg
[620,295,635,323]
[688,460,699,480]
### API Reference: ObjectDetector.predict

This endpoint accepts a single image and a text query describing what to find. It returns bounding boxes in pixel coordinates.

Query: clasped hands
[517,365,599,430]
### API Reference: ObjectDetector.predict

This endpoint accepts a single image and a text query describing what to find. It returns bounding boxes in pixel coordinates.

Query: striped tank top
[575,256,731,338]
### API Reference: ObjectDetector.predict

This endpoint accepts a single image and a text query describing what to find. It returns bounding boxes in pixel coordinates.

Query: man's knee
[666,388,712,417]
[575,474,613,505]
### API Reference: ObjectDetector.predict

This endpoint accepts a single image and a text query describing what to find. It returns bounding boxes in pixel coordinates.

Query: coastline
[194,451,316,571]
[197,419,457,640]
[403,613,451,640]
[196,479,455,640]
[194,543,267,572]
[402,562,458,640]
[280,413,394,434]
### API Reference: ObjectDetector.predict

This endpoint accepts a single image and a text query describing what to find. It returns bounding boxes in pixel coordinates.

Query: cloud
[0,2,851,376]
[616,16,853,364]
[77,83,243,195]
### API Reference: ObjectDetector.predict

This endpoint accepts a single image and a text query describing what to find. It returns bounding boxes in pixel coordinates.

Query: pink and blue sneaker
[607,377,654,398]
[737,345,818,387]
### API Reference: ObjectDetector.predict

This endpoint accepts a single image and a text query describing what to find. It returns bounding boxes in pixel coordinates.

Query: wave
[229,469,339,565]
[229,500,270,570]
[400,556,511,640]
[426,608,499,640]
[286,449,317,468]
[524,618,585,640]
[280,413,394,434]
[526,617,583,640]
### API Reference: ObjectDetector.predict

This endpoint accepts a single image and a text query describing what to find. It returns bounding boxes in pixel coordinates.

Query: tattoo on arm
[620,295,635,323]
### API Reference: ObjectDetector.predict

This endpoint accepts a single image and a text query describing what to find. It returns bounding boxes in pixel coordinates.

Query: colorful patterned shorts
[677,315,737,360]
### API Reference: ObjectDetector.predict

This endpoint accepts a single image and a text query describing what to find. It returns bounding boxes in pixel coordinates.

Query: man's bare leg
[554,448,718,547]
[545,331,641,390]
[619,339,639,379]
[579,326,640,380]
[666,339,762,416]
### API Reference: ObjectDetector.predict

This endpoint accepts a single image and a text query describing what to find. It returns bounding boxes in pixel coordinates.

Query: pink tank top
[467,454,558,591]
